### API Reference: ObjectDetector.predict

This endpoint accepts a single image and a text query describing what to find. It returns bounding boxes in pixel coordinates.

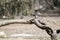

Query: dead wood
[28,18,57,40]
[0,19,58,40]
[0,19,29,27]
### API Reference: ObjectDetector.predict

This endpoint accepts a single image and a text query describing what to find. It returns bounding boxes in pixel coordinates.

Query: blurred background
[0,0,60,19]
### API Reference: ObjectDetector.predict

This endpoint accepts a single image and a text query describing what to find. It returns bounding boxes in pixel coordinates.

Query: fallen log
[28,19,57,40]
[0,19,59,40]
[0,19,30,27]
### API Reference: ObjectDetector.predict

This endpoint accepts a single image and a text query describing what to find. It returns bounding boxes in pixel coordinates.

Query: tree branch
[0,19,29,27]
[28,18,57,40]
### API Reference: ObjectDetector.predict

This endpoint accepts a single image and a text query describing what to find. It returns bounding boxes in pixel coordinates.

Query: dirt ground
[0,17,60,40]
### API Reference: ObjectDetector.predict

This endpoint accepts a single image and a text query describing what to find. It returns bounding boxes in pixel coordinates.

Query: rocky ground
[0,17,60,40]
